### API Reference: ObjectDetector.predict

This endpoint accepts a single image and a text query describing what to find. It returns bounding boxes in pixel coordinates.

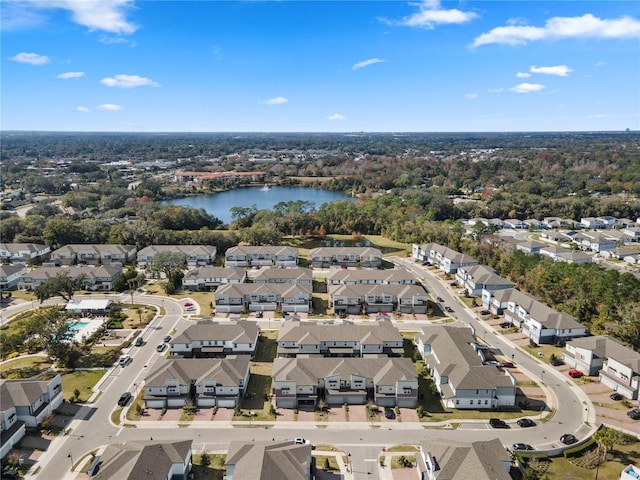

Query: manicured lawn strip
[192,453,226,480]
[254,330,278,362]
[0,355,52,378]
[61,369,106,402]
[315,454,340,471]
[75,346,121,368]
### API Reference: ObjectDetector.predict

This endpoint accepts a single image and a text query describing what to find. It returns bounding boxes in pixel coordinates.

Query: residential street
[3,277,600,480]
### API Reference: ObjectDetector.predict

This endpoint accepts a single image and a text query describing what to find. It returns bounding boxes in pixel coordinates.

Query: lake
[165,186,352,224]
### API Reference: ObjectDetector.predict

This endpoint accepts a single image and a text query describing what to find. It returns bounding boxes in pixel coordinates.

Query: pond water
[165,186,352,224]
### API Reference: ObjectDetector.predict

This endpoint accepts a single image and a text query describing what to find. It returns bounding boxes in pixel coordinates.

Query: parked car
[550,358,565,366]
[255,311,264,318]
[156,343,166,352]
[294,438,310,445]
[184,302,193,307]
[384,407,396,420]
[500,361,515,368]
[560,434,578,445]
[512,443,534,451]
[610,392,623,401]
[163,335,171,343]
[489,418,509,429]
[499,322,512,328]
[627,409,640,420]
[134,336,144,347]
[568,369,584,378]
[517,418,536,428]
[186,306,196,311]
[480,310,491,316]
[118,392,132,406]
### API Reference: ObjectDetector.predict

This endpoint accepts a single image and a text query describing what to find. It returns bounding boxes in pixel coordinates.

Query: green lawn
[61,369,106,402]
[522,439,639,480]
[0,355,53,379]
[192,454,226,480]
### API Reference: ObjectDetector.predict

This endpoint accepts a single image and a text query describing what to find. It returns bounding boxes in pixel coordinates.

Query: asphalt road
[2,281,594,480]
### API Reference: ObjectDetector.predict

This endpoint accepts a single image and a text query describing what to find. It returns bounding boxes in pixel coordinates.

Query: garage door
[217,399,237,408]
[167,398,185,408]
[198,398,216,408]
[145,399,166,409]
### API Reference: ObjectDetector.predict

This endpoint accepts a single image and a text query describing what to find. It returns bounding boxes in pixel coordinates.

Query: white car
[118,354,132,367]
[294,438,310,445]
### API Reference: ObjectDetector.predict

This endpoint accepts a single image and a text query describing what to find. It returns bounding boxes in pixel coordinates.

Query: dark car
[550,358,565,366]
[517,418,536,428]
[560,434,578,445]
[480,310,491,316]
[437,297,444,303]
[627,409,640,420]
[489,418,509,429]
[445,306,454,312]
[1,469,19,479]
[163,335,171,343]
[384,407,396,420]
[500,361,515,368]
[610,392,623,401]
[118,392,132,407]
[512,443,534,451]
[500,322,512,328]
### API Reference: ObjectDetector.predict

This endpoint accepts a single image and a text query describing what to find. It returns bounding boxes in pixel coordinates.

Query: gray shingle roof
[172,321,259,345]
[0,380,48,411]
[273,357,417,385]
[278,320,402,345]
[226,441,312,480]
[567,335,640,370]
[420,438,511,480]
[144,357,250,388]
[92,440,192,480]
[417,326,514,390]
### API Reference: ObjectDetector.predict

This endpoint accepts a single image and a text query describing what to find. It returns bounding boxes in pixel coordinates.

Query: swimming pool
[67,321,89,332]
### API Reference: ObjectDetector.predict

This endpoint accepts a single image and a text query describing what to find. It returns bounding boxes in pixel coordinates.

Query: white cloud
[100,74,160,88]
[57,71,85,79]
[352,58,386,70]
[595,61,606,67]
[509,83,545,93]
[75,106,90,112]
[465,93,478,99]
[97,103,123,111]
[384,0,477,29]
[261,96,288,105]
[488,88,504,93]
[98,35,136,46]
[530,65,572,76]
[516,72,531,78]
[2,0,137,34]
[473,13,640,47]
[327,113,345,121]
[10,52,49,65]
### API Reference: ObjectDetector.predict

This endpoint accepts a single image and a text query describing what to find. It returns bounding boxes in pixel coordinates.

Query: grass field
[61,369,106,402]
[192,453,226,480]
[0,355,52,379]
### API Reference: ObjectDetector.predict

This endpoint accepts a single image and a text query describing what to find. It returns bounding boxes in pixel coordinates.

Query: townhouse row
[1,243,385,269]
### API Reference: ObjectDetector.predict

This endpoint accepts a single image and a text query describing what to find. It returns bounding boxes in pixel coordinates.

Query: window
[456,400,459,405]
[470,400,473,405]
[484,400,488,405]
[168,387,177,393]
[475,389,479,394]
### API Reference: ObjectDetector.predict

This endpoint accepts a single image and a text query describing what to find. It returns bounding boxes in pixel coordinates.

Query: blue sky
[2,1,639,132]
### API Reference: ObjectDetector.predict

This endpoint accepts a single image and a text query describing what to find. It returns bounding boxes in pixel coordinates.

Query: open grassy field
[0,355,53,379]
[61,369,106,402]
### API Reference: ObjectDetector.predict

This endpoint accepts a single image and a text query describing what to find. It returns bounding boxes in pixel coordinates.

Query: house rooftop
[226,441,312,480]
[171,321,259,345]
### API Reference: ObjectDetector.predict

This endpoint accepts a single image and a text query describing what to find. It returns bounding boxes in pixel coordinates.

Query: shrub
[200,452,211,467]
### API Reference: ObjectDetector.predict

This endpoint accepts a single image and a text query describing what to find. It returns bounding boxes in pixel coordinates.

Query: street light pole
[348,452,352,473]
[541,370,545,384]
[68,452,74,470]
